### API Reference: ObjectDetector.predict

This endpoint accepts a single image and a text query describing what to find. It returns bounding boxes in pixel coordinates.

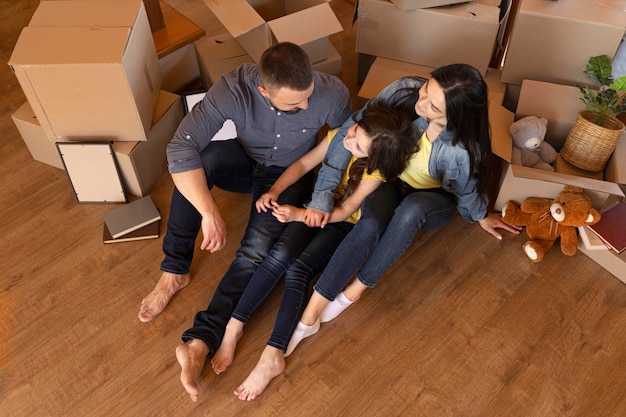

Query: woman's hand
[478,212,522,240]
[303,207,331,228]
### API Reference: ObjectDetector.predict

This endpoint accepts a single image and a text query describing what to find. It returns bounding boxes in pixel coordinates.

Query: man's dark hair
[259,42,314,93]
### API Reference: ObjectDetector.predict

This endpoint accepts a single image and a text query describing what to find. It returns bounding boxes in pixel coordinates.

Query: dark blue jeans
[168,140,314,355]
[356,186,455,287]
[231,220,354,353]
[312,181,399,300]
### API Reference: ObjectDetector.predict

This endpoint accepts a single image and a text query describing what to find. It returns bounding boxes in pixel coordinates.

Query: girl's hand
[272,203,304,223]
[478,212,523,240]
[256,191,279,213]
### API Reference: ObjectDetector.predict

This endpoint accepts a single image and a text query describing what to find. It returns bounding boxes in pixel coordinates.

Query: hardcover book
[587,201,626,254]
[102,195,161,239]
[103,219,160,244]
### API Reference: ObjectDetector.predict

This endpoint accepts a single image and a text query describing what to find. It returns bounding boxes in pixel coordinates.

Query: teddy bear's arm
[520,197,552,213]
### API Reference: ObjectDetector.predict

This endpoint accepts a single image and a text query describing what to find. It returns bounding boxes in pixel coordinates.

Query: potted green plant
[561,55,626,172]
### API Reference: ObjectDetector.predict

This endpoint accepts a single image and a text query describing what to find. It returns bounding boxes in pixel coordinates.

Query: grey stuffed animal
[510,116,557,171]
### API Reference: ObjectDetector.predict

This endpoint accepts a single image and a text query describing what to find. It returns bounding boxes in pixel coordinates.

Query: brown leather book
[588,202,626,254]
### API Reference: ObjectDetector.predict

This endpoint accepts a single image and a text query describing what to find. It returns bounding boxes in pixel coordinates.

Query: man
[137,42,351,401]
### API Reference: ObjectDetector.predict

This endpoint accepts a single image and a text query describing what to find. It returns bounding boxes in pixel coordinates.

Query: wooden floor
[2,1,626,416]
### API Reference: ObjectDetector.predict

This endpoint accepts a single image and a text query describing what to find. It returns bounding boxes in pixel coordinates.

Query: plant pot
[560,110,625,172]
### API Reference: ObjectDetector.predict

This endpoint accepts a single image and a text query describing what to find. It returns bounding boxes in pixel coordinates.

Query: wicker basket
[561,110,625,172]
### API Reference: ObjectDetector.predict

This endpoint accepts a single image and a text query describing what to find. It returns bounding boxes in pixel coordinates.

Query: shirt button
[276,134,281,138]
[277,112,281,116]
[302,129,306,133]
[273,146,278,150]
[185,135,191,139]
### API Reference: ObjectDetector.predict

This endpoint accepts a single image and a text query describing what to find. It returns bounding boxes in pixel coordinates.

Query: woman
[288,64,522,352]
[209,100,416,401]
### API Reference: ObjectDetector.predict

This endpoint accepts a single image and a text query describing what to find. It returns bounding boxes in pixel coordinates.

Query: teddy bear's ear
[563,185,583,194]
[586,208,602,225]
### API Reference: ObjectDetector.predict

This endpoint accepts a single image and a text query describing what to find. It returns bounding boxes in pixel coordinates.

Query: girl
[288,64,522,353]
[211,100,417,401]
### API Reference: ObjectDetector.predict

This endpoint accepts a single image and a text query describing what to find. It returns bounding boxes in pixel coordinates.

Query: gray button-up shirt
[167,63,351,173]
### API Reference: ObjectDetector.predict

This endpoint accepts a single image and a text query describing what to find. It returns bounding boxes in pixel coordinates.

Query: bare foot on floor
[234,346,285,401]
[138,272,191,322]
[211,319,244,375]
[176,339,209,402]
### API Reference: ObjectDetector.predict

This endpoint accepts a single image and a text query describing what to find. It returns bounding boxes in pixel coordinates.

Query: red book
[588,202,626,254]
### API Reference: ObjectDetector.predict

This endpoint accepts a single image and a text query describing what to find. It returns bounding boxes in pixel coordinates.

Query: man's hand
[303,207,331,228]
[199,212,227,252]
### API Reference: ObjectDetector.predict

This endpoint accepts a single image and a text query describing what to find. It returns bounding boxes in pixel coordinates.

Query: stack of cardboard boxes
[355,0,626,281]
[9,0,185,200]
[194,0,344,89]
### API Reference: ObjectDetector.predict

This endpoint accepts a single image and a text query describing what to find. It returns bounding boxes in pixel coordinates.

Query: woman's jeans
[231,220,354,353]
[314,184,456,301]
[170,140,314,355]
[312,181,399,300]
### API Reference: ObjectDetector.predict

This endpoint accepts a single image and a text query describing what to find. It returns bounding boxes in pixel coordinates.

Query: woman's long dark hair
[340,100,416,203]
[383,67,492,196]
[431,64,491,196]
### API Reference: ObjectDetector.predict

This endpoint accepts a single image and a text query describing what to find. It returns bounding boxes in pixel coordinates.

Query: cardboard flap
[268,3,342,44]
[489,101,515,162]
[203,0,266,38]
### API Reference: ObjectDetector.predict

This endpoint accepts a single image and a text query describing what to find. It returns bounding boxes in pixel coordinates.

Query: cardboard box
[159,43,201,92]
[491,80,625,211]
[11,102,64,170]
[195,33,254,89]
[202,0,342,63]
[500,0,626,86]
[578,241,626,284]
[355,0,506,75]
[390,0,468,11]
[8,0,162,142]
[112,90,184,197]
[311,42,342,77]
[195,32,342,89]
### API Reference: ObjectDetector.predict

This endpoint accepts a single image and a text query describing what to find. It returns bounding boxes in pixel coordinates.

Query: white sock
[320,291,354,324]
[285,319,320,357]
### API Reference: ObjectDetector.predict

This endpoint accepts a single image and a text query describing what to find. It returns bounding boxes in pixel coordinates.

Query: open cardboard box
[202,0,342,64]
[355,0,509,75]
[8,0,162,143]
[492,79,625,212]
[11,102,65,170]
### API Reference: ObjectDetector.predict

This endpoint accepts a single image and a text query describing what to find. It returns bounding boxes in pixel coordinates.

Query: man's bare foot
[211,318,244,374]
[138,272,191,322]
[234,346,285,401]
[176,339,209,402]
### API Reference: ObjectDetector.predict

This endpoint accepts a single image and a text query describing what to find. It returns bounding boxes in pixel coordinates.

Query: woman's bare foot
[211,318,244,374]
[175,339,209,402]
[234,346,285,401]
[138,272,191,322]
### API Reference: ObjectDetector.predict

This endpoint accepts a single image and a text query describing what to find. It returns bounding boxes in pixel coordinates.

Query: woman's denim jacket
[306,76,488,223]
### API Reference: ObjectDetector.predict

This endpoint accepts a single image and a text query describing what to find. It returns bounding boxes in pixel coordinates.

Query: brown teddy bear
[502,185,601,263]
